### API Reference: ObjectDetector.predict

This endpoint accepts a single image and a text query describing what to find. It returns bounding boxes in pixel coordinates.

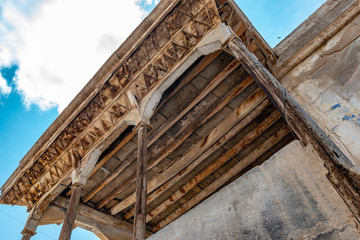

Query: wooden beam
[152,50,222,116]
[84,58,242,205]
[153,125,290,231]
[96,73,253,210]
[110,88,267,215]
[53,196,138,234]
[82,146,135,203]
[227,37,360,219]
[148,58,241,147]
[145,110,281,222]
[133,124,149,240]
[124,96,269,220]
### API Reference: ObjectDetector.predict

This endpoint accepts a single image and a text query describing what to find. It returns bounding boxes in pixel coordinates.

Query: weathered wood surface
[53,196,139,235]
[58,184,82,240]
[227,37,360,220]
[84,57,240,205]
[110,88,266,215]
[21,229,36,240]
[133,126,149,240]
[146,110,281,223]
[153,125,290,231]
[124,94,268,220]
[95,64,251,210]
[1,0,222,208]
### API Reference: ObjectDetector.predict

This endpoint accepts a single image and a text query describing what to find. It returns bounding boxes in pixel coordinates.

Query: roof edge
[1,0,180,195]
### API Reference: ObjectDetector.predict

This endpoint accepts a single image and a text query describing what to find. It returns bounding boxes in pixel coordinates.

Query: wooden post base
[21,228,36,240]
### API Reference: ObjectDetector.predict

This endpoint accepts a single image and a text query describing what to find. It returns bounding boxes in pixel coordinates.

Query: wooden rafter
[95,65,252,210]
[110,88,267,215]
[124,94,269,220]
[153,125,290,231]
[83,57,241,204]
[145,110,281,223]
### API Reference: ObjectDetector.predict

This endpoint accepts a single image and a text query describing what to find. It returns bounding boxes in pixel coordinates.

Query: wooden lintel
[226,37,360,220]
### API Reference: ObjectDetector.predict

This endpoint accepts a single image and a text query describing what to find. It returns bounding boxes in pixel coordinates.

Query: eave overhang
[0,0,275,210]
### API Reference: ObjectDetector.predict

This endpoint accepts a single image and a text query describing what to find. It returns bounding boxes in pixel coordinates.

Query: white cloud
[0,74,12,95]
[0,0,147,112]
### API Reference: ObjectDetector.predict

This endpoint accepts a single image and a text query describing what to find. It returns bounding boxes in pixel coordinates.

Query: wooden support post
[20,197,51,240]
[58,183,83,240]
[134,123,149,240]
[226,37,360,220]
[58,148,102,240]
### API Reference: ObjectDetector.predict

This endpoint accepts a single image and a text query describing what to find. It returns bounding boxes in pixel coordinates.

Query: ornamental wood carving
[1,0,221,207]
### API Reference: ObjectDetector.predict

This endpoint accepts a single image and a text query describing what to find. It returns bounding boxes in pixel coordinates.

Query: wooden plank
[110,88,267,215]
[96,75,253,210]
[153,125,290,231]
[82,151,134,203]
[153,50,222,116]
[149,59,241,146]
[145,110,281,222]
[89,130,137,178]
[227,37,360,219]
[124,96,269,220]
[133,126,148,240]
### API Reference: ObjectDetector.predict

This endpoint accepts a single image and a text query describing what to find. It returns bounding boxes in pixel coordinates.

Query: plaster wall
[281,14,360,167]
[149,141,360,240]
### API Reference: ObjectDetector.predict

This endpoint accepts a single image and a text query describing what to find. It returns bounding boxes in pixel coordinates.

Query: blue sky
[0,0,326,239]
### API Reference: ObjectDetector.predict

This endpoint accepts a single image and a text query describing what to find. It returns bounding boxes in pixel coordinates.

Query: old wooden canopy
[1,0,359,239]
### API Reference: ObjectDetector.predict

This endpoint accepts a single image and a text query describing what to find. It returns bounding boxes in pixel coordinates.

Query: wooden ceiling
[65,49,294,233]
[0,0,297,237]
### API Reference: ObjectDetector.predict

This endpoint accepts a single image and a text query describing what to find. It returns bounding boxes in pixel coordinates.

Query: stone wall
[280,14,360,167]
[149,141,360,240]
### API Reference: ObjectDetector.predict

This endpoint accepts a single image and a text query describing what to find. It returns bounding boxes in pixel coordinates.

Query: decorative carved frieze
[1,0,221,207]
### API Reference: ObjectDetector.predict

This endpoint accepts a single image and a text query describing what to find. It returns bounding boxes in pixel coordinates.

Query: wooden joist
[84,58,242,205]
[145,110,281,223]
[153,125,290,231]
[110,88,267,215]
[96,69,252,210]
[227,37,360,219]
[124,95,269,220]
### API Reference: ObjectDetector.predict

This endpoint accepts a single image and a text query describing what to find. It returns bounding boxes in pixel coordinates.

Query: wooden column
[58,183,83,240]
[20,205,42,240]
[133,123,149,240]
[21,228,36,240]
[226,37,360,219]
